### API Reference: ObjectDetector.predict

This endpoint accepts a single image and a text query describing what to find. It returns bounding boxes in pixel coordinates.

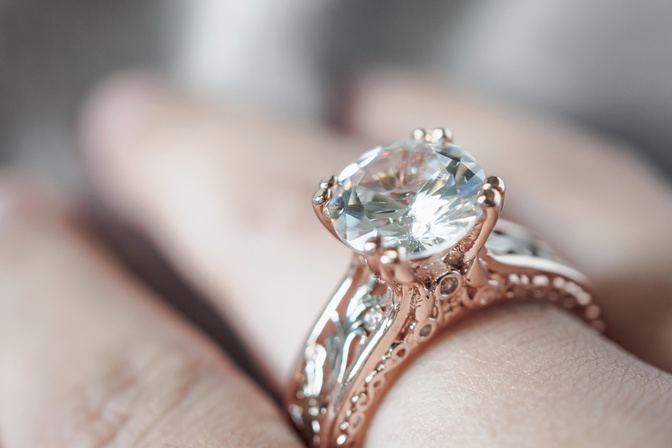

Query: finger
[80,74,672,446]
[80,72,361,377]
[0,175,300,447]
[346,70,672,371]
[368,304,672,448]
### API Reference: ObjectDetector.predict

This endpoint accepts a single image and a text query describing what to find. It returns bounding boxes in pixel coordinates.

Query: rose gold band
[285,131,603,448]
[286,223,603,448]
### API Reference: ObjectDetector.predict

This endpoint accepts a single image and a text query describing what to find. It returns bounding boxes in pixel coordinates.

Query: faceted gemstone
[325,139,485,259]
[439,276,459,296]
[362,306,383,332]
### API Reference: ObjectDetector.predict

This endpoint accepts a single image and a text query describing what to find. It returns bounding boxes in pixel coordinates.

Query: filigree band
[287,221,602,448]
[286,129,602,448]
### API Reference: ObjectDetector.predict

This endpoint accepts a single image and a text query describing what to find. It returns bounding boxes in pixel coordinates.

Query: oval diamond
[325,139,486,259]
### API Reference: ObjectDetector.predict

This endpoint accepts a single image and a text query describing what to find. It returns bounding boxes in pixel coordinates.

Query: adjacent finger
[346,70,672,371]
[80,75,672,446]
[80,72,361,377]
[0,175,300,447]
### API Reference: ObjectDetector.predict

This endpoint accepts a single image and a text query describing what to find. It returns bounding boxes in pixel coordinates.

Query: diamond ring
[286,128,604,448]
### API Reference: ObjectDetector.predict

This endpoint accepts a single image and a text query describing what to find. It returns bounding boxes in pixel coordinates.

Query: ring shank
[286,220,602,448]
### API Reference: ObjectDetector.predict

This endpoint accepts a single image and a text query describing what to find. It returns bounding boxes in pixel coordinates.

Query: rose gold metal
[320,175,337,189]
[411,127,454,143]
[430,127,454,143]
[313,184,338,239]
[288,132,603,448]
[411,128,428,141]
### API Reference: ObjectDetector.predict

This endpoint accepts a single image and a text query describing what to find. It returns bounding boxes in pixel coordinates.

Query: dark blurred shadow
[83,200,277,398]
[595,274,672,373]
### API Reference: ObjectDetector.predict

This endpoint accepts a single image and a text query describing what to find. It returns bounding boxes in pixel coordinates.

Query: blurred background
[1,0,671,185]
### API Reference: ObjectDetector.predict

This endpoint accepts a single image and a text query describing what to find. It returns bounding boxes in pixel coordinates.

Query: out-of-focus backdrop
[1,0,671,185]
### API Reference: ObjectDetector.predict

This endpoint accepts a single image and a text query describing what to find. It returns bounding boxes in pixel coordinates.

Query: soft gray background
[1,0,671,185]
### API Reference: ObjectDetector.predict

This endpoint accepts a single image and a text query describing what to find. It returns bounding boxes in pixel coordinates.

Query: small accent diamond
[362,306,383,332]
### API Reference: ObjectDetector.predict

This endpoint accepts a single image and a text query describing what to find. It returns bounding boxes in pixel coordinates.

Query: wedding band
[286,128,603,448]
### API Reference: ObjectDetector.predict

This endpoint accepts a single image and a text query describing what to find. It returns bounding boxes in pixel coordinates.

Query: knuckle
[0,172,77,309]
[0,172,70,228]
[48,342,297,448]
[50,342,220,447]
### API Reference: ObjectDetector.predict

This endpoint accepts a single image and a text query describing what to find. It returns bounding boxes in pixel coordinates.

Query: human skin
[1,70,672,447]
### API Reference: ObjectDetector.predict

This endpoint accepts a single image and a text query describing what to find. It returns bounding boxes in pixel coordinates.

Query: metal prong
[483,175,505,194]
[482,175,506,210]
[429,128,454,143]
[320,175,336,189]
[412,128,428,141]
[363,236,382,255]
[313,187,329,206]
[475,188,502,245]
[380,247,415,284]
[313,186,339,238]
[477,188,501,210]
[364,238,415,284]
[363,236,384,279]
[460,188,502,286]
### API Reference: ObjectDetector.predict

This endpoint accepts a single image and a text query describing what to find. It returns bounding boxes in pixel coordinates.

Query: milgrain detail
[287,226,603,448]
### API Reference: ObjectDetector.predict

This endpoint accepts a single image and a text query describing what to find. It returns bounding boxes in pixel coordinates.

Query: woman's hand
[1,70,672,447]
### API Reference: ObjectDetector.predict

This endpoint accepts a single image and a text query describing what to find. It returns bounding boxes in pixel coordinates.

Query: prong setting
[477,188,502,209]
[313,176,339,238]
[411,128,428,141]
[483,175,505,193]
[312,187,330,206]
[452,180,506,286]
[363,236,381,255]
[411,127,454,143]
[429,127,454,143]
[364,237,415,284]
[320,175,336,189]
[482,175,506,209]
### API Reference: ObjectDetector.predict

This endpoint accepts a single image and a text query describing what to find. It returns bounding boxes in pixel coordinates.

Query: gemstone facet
[325,139,485,259]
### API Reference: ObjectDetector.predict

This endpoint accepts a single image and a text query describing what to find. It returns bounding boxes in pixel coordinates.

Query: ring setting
[287,128,603,448]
